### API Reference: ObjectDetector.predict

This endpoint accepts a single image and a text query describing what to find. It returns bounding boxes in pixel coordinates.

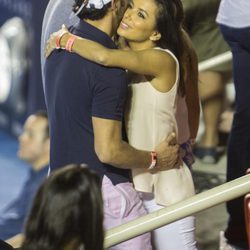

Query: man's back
[44,20,130,184]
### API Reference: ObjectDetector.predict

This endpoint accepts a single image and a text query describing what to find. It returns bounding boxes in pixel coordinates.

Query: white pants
[140,192,197,250]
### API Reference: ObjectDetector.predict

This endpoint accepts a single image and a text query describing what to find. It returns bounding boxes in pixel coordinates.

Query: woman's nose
[124,9,132,19]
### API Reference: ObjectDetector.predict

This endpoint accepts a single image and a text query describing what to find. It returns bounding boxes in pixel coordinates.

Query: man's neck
[84,15,113,37]
[31,156,49,172]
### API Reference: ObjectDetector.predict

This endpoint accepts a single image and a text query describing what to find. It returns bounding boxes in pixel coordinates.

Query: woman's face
[117,0,160,44]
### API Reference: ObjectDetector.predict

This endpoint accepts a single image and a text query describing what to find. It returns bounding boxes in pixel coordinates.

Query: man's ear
[149,31,161,42]
[111,0,117,10]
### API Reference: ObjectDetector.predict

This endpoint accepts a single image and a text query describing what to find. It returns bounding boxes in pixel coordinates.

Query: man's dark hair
[34,110,49,140]
[73,0,112,20]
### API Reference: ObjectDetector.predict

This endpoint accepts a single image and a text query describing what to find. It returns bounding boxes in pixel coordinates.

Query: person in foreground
[20,164,104,250]
[46,0,200,248]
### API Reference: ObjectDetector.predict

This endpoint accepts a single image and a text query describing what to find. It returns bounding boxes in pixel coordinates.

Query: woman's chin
[117,27,123,36]
[117,26,129,37]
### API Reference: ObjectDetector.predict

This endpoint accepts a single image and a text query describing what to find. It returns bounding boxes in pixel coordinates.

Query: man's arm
[92,117,179,171]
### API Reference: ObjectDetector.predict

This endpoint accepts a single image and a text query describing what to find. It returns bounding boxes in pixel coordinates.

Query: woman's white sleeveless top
[125,48,195,206]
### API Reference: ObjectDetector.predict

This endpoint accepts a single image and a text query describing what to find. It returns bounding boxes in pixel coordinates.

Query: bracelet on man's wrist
[148,151,157,170]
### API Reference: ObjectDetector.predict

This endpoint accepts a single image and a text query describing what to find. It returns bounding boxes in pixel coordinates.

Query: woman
[20,164,104,250]
[46,0,199,249]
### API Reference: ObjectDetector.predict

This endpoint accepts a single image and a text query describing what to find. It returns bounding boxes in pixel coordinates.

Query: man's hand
[154,133,180,171]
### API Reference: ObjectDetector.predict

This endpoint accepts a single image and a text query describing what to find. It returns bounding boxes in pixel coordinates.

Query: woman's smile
[119,21,130,30]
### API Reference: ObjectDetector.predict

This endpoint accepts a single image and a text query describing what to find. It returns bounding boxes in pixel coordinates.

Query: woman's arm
[45,26,176,81]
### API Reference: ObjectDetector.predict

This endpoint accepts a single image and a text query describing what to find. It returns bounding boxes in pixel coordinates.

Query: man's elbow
[96,51,109,66]
[95,145,114,164]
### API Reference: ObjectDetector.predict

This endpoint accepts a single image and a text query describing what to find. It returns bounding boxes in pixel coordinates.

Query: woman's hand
[45,24,69,58]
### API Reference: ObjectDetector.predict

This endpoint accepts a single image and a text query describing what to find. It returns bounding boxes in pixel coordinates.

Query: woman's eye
[138,12,145,19]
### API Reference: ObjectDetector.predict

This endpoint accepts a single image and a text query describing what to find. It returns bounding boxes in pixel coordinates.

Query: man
[0,111,49,241]
[43,0,179,249]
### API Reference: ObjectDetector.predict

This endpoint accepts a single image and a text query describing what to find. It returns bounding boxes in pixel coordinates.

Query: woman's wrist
[60,33,70,49]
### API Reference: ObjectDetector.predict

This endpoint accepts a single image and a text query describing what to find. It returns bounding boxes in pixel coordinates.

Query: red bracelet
[55,31,67,49]
[65,35,77,52]
[148,151,157,170]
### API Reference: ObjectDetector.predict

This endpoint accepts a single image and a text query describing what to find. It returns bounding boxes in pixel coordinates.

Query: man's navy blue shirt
[44,20,130,184]
[0,166,49,240]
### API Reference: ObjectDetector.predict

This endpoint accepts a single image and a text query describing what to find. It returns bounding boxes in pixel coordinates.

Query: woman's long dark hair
[154,0,187,96]
[20,164,104,250]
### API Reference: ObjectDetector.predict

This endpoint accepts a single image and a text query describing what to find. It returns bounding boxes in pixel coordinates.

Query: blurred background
[0,0,49,137]
[0,0,49,218]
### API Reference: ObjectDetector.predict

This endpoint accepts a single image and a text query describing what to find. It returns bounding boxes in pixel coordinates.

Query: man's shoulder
[94,63,127,82]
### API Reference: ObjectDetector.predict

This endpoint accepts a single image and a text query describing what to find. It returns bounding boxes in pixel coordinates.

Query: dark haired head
[20,164,104,250]
[73,0,112,20]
